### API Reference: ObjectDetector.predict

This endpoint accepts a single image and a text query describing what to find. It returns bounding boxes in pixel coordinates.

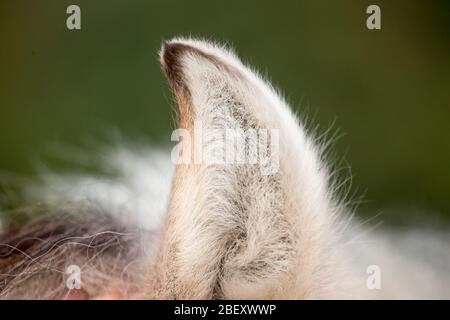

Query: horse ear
[145,38,348,299]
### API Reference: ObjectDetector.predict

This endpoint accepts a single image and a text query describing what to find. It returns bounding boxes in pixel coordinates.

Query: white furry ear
[146,38,349,299]
[160,39,285,133]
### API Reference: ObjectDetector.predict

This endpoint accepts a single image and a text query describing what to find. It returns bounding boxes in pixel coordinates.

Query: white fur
[15,38,450,299]
[26,146,172,233]
[145,38,356,298]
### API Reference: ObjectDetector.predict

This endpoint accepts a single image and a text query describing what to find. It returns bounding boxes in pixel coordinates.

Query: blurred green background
[0,0,449,223]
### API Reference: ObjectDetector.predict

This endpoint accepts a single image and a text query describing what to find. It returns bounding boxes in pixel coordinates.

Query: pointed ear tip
[159,41,180,84]
[159,38,238,88]
[160,41,186,65]
[159,40,192,82]
[159,39,212,87]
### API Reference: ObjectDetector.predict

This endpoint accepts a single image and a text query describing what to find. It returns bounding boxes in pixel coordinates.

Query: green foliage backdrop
[0,0,449,222]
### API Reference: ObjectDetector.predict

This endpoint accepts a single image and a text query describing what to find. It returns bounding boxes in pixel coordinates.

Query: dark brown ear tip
[160,42,190,87]
[161,42,179,67]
